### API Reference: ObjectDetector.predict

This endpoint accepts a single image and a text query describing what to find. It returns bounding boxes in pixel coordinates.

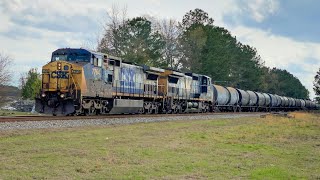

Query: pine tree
[314,68,320,103]
[21,68,41,99]
[99,16,165,67]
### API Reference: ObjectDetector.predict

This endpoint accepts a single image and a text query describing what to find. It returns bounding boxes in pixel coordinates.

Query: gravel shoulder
[0,113,265,130]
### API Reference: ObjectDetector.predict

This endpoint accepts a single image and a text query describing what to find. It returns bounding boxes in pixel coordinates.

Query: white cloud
[241,0,279,22]
[230,26,320,99]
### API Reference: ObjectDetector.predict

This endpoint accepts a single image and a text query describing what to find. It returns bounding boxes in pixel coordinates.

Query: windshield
[51,53,90,62]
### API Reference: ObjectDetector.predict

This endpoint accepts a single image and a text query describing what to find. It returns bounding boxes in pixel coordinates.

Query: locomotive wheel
[89,106,96,115]
[233,106,237,113]
[84,105,96,116]
[173,107,178,114]
[138,108,144,114]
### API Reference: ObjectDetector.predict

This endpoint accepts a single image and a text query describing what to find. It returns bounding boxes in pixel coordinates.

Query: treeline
[98,8,309,99]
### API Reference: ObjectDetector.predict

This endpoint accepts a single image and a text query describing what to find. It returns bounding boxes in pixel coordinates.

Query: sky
[0,0,319,99]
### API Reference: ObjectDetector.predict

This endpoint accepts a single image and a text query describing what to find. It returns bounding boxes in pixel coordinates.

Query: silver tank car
[287,98,292,107]
[262,93,271,106]
[226,87,239,105]
[213,85,230,105]
[300,99,306,108]
[268,94,277,107]
[290,98,296,107]
[247,91,258,106]
[307,100,313,108]
[275,95,282,107]
[304,100,309,108]
[279,96,285,107]
[255,92,266,107]
[274,94,282,107]
[284,97,290,107]
[236,89,250,106]
[280,96,285,107]
[311,101,316,108]
[289,97,294,107]
[295,99,301,107]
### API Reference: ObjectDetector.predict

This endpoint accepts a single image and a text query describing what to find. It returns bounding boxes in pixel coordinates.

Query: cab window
[51,53,90,62]
[92,54,102,67]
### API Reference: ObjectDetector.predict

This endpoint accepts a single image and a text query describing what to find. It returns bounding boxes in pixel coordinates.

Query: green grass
[0,112,319,179]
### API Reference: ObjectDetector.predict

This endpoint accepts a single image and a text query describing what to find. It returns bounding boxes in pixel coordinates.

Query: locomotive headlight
[41,93,46,98]
[60,94,65,98]
[58,62,62,70]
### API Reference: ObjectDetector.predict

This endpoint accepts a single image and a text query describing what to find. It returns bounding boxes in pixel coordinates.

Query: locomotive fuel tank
[187,102,199,108]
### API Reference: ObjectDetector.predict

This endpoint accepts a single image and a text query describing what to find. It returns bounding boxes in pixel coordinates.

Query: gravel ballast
[0,113,265,131]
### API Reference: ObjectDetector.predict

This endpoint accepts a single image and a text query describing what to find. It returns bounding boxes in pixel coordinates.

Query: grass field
[0,112,319,179]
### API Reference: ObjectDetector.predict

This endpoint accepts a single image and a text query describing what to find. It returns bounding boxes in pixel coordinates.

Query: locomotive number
[51,71,69,79]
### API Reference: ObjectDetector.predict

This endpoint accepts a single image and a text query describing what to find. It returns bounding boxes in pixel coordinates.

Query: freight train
[35,48,319,116]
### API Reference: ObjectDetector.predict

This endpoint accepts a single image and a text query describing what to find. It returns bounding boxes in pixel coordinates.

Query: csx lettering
[51,71,69,79]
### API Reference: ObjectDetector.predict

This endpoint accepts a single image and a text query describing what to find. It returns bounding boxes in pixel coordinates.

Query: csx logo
[51,71,69,79]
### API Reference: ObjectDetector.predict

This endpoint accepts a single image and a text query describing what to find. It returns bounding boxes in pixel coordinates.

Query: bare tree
[0,53,13,85]
[151,18,181,69]
[98,5,128,56]
[18,72,27,89]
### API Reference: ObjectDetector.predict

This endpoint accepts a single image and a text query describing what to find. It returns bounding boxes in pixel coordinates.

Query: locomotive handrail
[70,73,78,98]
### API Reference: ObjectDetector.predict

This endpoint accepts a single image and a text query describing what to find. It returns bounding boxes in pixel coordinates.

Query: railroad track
[0,112,264,123]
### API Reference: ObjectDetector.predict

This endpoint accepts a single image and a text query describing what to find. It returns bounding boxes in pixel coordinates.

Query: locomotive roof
[53,48,123,60]
[52,48,96,55]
